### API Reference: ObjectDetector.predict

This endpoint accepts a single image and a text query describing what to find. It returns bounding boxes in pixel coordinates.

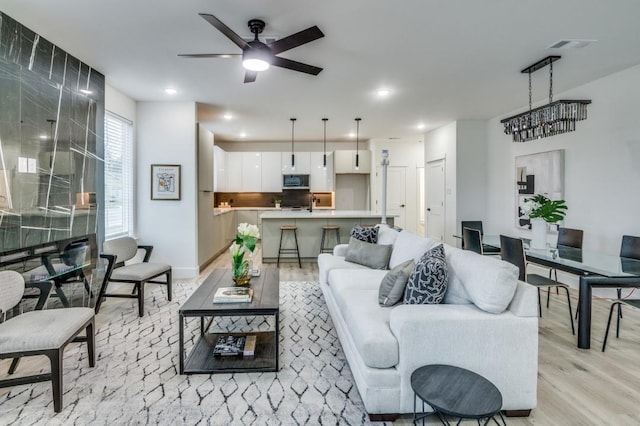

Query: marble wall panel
[0,12,104,251]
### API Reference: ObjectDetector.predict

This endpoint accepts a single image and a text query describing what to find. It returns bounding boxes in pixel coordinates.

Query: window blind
[104,111,133,238]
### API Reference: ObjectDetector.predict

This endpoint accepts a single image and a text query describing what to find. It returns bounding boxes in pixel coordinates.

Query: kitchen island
[260,210,395,263]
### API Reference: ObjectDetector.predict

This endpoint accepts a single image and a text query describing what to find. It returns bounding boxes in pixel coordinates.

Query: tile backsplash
[215,191,333,208]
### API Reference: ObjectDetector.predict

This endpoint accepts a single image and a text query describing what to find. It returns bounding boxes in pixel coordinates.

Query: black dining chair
[601,235,640,351]
[500,235,574,334]
[547,227,584,308]
[462,227,483,255]
[460,221,500,255]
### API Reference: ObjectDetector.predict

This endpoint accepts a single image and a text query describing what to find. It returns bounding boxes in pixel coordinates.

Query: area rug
[0,280,376,425]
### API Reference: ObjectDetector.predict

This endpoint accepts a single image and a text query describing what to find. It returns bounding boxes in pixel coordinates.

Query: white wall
[137,102,198,278]
[370,138,424,233]
[486,63,640,256]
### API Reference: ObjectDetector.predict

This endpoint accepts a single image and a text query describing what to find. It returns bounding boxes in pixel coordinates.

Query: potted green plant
[274,199,282,208]
[521,194,568,249]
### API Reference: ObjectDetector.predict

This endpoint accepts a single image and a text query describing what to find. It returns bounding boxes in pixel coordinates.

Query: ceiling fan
[179,13,324,83]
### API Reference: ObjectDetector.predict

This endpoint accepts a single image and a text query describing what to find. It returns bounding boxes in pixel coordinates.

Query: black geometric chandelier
[501,56,591,142]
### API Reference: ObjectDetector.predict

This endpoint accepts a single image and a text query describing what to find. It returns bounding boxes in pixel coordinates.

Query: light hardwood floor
[3,245,640,425]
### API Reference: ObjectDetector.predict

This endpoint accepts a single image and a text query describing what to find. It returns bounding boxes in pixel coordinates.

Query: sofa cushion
[379,259,415,306]
[446,245,519,313]
[317,253,369,286]
[404,244,448,304]
[329,270,399,368]
[345,238,392,269]
[376,224,399,246]
[350,225,378,243]
[389,231,438,269]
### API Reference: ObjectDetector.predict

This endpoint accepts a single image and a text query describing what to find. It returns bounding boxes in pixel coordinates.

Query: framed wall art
[151,164,181,200]
[515,150,564,229]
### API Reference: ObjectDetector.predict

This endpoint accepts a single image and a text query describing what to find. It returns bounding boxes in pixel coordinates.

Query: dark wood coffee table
[178,268,279,374]
[411,364,506,425]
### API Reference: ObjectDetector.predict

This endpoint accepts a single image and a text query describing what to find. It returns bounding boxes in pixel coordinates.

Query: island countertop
[260,210,395,263]
[260,210,397,220]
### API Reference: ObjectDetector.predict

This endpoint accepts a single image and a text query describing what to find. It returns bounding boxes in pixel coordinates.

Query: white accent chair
[96,237,172,317]
[0,270,95,413]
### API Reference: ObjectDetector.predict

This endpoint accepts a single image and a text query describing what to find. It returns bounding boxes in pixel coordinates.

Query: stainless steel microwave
[282,174,310,189]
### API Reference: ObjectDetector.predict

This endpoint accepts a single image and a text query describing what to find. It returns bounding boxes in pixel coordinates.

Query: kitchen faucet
[308,193,316,212]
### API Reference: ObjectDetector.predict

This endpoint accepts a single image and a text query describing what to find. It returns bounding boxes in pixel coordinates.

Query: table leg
[179,313,185,374]
[578,277,593,349]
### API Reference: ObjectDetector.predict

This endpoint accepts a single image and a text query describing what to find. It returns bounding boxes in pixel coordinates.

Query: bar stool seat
[320,225,340,254]
[278,225,301,267]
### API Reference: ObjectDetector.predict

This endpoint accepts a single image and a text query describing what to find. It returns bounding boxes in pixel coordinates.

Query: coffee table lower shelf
[183,331,277,374]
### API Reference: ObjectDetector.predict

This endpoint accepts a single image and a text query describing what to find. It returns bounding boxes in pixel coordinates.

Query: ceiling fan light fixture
[243,58,270,72]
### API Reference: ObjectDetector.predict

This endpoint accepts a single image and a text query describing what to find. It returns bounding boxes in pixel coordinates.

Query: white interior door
[386,167,406,229]
[426,159,445,242]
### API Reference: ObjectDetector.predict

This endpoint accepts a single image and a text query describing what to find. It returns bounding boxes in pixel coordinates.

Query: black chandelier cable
[355,118,361,170]
[290,118,296,170]
[322,118,328,169]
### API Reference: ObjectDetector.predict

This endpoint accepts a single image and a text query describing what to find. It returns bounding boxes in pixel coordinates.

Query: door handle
[427,208,431,211]
[400,204,405,208]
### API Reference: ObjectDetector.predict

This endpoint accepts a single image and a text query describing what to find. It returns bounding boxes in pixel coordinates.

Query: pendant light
[354,118,361,170]
[322,118,328,169]
[290,118,296,170]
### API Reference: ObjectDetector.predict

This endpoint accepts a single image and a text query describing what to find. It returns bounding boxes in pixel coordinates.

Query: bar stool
[277,225,301,267]
[320,225,340,254]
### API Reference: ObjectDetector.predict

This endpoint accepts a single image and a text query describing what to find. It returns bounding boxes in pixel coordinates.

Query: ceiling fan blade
[178,53,241,58]
[271,56,323,75]
[268,26,324,55]
[244,71,258,83]
[199,13,249,49]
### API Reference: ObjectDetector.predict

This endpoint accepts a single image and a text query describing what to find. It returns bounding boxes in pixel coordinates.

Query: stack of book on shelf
[212,335,257,357]
[212,286,253,303]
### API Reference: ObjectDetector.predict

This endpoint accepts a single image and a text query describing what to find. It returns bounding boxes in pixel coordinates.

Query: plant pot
[530,218,548,249]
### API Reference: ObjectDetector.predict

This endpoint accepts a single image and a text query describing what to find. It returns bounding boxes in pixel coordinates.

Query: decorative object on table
[151,164,181,200]
[500,55,591,142]
[230,222,260,285]
[515,150,564,229]
[274,199,281,208]
[212,335,247,356]
[213,286,254,303]
[520,194,568,249]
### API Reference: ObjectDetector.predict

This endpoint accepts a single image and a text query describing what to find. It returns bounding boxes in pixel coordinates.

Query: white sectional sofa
[317,225,539,419]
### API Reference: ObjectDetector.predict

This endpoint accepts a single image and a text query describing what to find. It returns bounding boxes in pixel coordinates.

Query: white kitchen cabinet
[213,145,226,192]
[310,152,334,191]
[197,125,214,192]
[334,150,371,173]
[226,152,243,192]
[281,151,310,174]
[241,152,262,192]
[261,152,282,192]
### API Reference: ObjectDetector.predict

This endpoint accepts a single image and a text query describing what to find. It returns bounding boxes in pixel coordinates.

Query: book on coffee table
[212,335,246,356]
[213,287,253,303]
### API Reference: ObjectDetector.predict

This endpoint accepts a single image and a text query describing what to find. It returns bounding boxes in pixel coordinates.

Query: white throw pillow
[376,224,399,246]
[388,231,438,269]
[446,246,519,313]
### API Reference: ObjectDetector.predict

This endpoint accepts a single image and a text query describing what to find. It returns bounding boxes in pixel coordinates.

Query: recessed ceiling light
[239,132,247,138]
[376,88,390,97]
[416,123,426,130]
[348,132,356,138]
[164,87,177,95]
[223,113,233,120]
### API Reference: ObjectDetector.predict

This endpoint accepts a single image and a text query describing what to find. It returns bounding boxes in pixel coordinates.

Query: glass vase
[232,260,251,286]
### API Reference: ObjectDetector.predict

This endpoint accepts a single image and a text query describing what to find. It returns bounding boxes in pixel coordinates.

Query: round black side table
[411,364,506,426]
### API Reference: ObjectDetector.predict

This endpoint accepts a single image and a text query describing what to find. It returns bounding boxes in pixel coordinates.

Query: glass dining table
[481,235,640,349]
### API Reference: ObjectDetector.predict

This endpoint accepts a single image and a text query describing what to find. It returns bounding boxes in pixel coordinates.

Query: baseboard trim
[368,413,399,422]
[505,409,532,417]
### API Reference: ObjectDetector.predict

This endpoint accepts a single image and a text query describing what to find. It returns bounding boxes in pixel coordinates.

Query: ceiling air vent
[547,39,596,49]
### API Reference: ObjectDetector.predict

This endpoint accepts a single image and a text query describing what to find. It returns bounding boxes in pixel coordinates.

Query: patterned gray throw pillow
[350,225,378,244]
[403,244,448,304]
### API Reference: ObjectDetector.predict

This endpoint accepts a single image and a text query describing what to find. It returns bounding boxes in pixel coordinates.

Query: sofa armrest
[333,244,349,257]
[389,304,538,411]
